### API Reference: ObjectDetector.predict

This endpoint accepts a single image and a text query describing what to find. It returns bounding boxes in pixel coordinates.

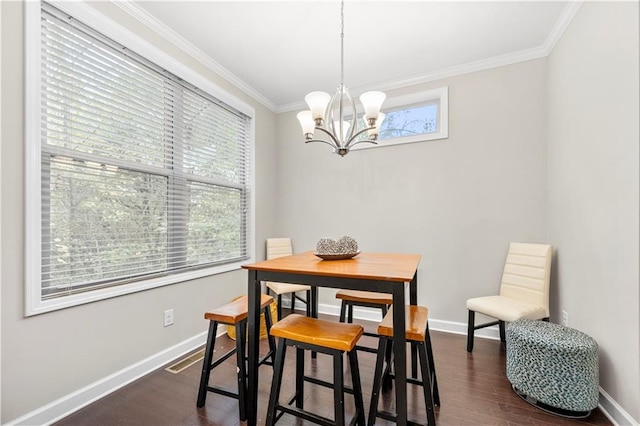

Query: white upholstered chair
[466,242,553,352]
[265,238,312,320]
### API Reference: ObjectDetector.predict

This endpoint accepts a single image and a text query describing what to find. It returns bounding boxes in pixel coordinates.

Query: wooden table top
[242,251,421,282]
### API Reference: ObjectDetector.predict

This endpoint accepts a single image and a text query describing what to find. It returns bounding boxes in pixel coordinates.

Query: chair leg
[305,289,312,317]
[382,339,394,391]
[347,303,354,323]
[266,338,287,426]
[467,310,475,352]
[264,305,277,366]
[348,349,366,426]
[235,321,248,421]
[425,323,440,407]
[339,300,347,322]
[418,342,436,426]
[197,321,218,407]
[368,337,387,426]
[277,294,283,320]
[333,350,346,426]
[295,347,304,409]
[499,320,506,343]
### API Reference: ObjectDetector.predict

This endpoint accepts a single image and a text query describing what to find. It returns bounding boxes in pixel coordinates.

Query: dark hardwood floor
[55,313,612,426]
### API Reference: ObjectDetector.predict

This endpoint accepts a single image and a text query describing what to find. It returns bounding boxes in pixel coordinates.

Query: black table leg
[392,283,408,425]
[410,272,418,378]
[247,270,260,425]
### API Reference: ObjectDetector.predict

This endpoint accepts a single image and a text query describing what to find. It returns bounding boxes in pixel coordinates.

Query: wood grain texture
[54,311,612,426]
[243,251,421,282]
[204,294,274,324]
[378,306,428,342]
[269,314,364,352]
[336,290,394,305]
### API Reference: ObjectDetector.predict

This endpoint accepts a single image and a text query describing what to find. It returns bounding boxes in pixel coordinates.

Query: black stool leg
[418,342,436,426]
[467,310,475,352]
[339,300,347,322]
[235,321,248,421]
[266,338,287,426]
[295,346,305,409]
[197,320,218,407]
[263,304,277,366]
[277,294,283,321]
[425,324,440,406]
[305,289,312,317]
[333,350,346,426]
[348,349,366,425]
[368,337,387,426]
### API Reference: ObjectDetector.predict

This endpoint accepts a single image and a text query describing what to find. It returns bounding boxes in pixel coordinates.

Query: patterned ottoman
[506,319,599,418]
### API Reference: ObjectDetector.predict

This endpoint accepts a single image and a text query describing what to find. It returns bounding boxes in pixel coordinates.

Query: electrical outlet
[561,310,568,327]
[164,309,174,327]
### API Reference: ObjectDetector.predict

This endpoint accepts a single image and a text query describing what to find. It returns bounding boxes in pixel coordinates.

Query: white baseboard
[5,331,211,426]
[598,387,639,426]
[8,303,637,426]
[293,300,502,340]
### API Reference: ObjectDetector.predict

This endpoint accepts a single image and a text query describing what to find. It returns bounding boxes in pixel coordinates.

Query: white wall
[0,1,278,422]
[547,1,639,423]
[276,59,549,322]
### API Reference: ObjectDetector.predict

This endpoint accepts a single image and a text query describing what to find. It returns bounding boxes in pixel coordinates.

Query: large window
[26,1,254,315]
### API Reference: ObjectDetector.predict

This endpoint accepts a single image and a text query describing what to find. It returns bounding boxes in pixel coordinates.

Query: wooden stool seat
[204,294,274,324]
[378,305,428,341]
[368,306,440,426]
[270,314,363,352]
[336,290,393,305]
[336,290,392,359]
[266,314,366,425]
[197,294,276,422]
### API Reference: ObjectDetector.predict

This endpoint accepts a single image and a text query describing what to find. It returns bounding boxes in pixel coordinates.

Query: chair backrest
[266,238,292,260]
[499,242,553,317]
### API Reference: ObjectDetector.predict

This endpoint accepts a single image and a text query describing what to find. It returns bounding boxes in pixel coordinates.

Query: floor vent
[165,349,205,374]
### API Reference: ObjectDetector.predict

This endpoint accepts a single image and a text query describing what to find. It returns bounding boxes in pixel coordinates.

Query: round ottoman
[506,319,599,418]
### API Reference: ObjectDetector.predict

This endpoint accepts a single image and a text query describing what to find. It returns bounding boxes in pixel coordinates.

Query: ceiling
[129,1,573,111]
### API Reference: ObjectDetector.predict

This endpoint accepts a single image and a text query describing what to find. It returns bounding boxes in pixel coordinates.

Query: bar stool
[368,306,440,426]
[266,314,366,426]
[196,294,276,421]
[336,290,392,351]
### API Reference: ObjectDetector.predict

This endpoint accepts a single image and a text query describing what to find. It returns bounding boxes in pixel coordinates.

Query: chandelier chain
[340,0,344,87]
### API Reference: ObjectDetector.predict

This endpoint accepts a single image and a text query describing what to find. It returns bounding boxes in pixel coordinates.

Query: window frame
[25,1,256,316]
[350,86,449,152]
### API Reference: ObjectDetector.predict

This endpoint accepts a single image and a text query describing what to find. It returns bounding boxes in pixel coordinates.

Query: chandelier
[296,0,386,157]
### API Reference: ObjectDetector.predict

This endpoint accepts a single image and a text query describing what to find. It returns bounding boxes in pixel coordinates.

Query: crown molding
[542,0,584,55]
[276,45,548,114]
[111,0,277,113]
[112,0,581,115]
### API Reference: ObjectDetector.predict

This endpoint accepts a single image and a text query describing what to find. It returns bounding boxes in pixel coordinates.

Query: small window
[351,87,448,151]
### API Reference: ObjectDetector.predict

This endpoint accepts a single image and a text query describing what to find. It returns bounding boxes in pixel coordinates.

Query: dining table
[242,251,421,425]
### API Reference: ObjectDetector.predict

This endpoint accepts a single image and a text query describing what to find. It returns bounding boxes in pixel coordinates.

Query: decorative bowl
[314,251,360,260]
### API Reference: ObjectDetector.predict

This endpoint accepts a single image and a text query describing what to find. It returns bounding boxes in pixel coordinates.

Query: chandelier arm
[305,138,340,149]
[313,126,342,147]
[348,139,378,149]
[345,126,377,148]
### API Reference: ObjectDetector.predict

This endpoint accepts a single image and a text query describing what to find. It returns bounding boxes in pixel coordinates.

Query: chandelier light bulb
[359,91,386,120]
[366,112,385,139]
[296,111,315,139]
[305,91,331,122]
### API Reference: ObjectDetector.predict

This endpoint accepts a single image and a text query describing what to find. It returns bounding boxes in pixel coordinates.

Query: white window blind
[37,2,252,300]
